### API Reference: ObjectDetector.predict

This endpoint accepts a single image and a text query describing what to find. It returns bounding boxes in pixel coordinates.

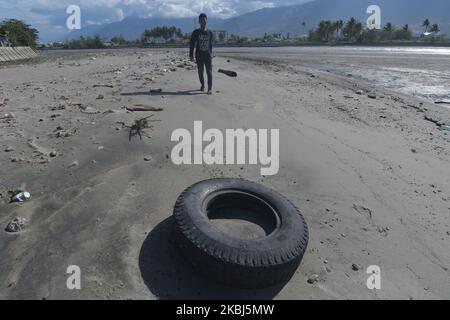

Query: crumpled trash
[5,217,28,233]
[10,190,31,203]
[0,112,16,121]
[440,124,450,131]
[0,99,9,107]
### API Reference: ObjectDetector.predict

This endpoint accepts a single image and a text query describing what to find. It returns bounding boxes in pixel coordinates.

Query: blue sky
[0,0,309,42]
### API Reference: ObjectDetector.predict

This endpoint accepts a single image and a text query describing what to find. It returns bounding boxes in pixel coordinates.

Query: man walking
[190,13,214,95]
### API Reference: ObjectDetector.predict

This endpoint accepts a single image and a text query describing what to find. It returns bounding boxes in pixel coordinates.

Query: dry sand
[0,48,449,300]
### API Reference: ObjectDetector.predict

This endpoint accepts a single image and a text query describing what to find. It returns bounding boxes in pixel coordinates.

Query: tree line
[0,19,39,47]
[308,17,441,43]
[61,26,186,49]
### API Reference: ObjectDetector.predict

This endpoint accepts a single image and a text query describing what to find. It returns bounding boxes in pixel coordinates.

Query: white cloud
[1,0,309,41]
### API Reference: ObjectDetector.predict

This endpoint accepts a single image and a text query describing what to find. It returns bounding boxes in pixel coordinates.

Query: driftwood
[117,115,161,141]
[218,69,237,77]
[126,104,164,112]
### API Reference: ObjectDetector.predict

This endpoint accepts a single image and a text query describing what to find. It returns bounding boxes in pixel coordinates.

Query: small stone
[368,94,377,99]
[307,274,319,284]
[49,151,57,158]
[5,217,27,233]
[4,146,14,152]
[352,264,360,271]
[69,160,79,168]
[144,155,153,162]
[97,94,104,100]
[411,149,417,154]
[98,146,104,150]
[355,90,363,95]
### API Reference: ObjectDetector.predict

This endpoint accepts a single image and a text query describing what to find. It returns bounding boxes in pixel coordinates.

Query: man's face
[199,17,207,29]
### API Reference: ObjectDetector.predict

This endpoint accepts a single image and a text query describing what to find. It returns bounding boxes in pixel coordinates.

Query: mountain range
[65,0,450,41]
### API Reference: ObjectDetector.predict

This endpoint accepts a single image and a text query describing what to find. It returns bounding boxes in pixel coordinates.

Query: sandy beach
[0,47,449,300]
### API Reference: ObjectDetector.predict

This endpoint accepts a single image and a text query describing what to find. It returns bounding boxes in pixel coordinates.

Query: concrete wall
[0,47,38,63]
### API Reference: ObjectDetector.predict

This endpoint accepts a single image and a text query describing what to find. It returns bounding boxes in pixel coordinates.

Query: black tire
[173,178,309,289]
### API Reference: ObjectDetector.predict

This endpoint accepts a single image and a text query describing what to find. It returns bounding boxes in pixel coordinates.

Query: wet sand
[0,48,449,300]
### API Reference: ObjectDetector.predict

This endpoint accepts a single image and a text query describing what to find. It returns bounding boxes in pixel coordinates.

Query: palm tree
[335,20,344,40]
[423,19,430,33]
[384,22,394,41]
[343,17,360,42]
[430,24,440,33]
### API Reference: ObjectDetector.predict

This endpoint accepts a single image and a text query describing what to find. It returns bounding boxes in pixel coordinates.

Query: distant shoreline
[40,41,450,51]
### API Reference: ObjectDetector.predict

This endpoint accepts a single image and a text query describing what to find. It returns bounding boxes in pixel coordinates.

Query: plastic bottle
[10,191,31,203]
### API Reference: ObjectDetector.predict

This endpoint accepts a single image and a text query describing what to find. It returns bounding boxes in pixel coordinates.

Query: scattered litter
[353,204,373,220]
[440,124,450,131]
[10,190,31,203]
[54,128,73,138]
[434,99,450,105]
[70,102,83,107]
[126,104,163,112]
[60,96,69,101]
[0,113,16,121]
[5,217,28,233]
[93,84,114,88]
[218,69,237,77]
[0,99,8,107]
[118,115,160,141]
[98,146,105,150]
[69,160,79,168]
[424,115,442,126]
[80,106,100,114]
[103,109,119,114]
[144,155,153,162]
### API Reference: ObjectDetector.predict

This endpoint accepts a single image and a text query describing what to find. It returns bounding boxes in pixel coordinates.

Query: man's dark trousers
[197,54,212,91]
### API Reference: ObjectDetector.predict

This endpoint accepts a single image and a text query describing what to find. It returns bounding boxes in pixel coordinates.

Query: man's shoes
[200,86,205,92]
[207,90,212,95]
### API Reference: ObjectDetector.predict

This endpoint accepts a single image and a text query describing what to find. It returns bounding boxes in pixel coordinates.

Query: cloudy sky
[0,0,309,41]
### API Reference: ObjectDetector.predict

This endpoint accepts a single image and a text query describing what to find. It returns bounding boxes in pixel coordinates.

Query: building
[212,30,229,44]
[0,34,12,47]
